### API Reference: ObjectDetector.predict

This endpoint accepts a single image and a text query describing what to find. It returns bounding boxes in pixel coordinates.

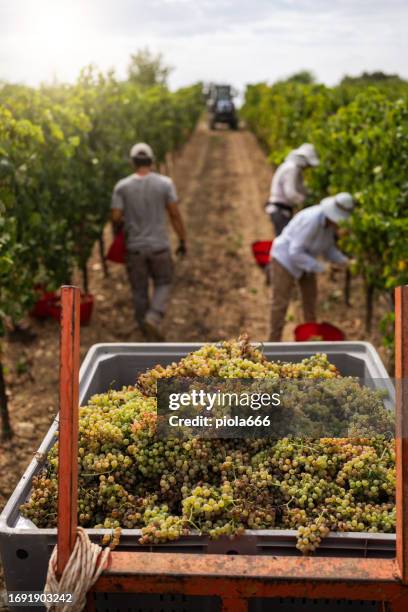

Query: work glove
[176,240,187,257]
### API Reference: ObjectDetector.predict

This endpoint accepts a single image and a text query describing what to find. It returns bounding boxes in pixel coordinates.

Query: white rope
[44,527,111,612]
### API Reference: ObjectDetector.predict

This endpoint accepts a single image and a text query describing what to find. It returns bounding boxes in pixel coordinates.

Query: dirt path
[0,122,390,593]
[166,125,271,341]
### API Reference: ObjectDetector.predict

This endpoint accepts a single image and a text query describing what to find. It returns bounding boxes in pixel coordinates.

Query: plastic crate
[0,342,395,611]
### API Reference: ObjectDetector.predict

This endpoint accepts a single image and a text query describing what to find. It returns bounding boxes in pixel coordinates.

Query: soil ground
[0,122,391,596]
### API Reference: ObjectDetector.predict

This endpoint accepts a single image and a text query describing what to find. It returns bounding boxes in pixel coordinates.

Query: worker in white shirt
[269,192,354,341]
[265,143,320,236]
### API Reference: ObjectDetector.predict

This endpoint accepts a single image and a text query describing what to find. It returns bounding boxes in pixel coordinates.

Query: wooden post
[57,286,81,578]
[0,358,12,440]
[344,268,351,307]
[395,285,408,584]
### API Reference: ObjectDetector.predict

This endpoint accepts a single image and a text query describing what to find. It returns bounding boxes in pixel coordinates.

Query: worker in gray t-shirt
[111,142,187,340]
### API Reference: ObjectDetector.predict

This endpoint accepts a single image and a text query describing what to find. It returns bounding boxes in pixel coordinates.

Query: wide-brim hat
[292,143,320,167]
[321,192,354,223]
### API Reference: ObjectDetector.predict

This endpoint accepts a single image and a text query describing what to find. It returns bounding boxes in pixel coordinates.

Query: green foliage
[0,107,46,335]
[340,71,406,86]
[127,48,172,89]
[310,90,408,292]
[242,81,337,165]
[0,61,202,335]
[285,70,316,85]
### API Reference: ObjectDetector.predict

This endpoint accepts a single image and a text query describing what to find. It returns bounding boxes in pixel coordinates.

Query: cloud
[0,0,407,88]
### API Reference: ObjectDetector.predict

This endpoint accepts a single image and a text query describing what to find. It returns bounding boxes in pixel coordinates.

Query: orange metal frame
[57,285,408,612]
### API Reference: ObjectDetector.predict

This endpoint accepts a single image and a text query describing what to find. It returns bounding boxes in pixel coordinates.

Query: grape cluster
[102,527,122,550]
[297,519,330,553]
[136,334,339,396]
[20,337,396,555]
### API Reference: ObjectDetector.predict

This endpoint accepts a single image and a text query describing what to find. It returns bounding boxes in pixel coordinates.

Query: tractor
[206,83,238,130]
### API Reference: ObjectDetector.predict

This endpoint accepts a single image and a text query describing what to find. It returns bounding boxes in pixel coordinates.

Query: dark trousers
[126,249,173,326]
[269,205,293,236]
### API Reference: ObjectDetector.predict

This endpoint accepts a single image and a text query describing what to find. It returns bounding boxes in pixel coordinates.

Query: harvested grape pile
[20,338,396,554]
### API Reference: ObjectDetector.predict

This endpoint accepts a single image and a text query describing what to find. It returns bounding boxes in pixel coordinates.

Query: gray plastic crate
[0,342,395,612]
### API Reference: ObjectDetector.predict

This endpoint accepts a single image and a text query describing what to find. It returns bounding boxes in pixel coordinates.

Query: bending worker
[269,192,354,341]
[111,142,187,341]
[266,143,319,236]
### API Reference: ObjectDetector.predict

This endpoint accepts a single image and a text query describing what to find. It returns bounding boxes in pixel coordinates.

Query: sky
[0,0,407,93]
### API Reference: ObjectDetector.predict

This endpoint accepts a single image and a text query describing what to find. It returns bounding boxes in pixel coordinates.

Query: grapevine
[0,56,203,439]
[0,60,203,332]
[241,75,408,343]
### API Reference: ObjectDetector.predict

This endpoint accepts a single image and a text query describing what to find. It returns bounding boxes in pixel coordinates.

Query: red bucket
[107,230,126,264]
[48,293,94,326]
[252,240,273,268]
[294,322,345,342]
[30,288,58,319]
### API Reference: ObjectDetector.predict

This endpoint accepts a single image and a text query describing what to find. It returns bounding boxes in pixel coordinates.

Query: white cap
[321,192,354,224]
[292,143,319,167]
[130,142,154,160]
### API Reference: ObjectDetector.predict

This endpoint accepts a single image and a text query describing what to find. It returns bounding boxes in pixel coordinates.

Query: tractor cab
[206,83,238,130]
